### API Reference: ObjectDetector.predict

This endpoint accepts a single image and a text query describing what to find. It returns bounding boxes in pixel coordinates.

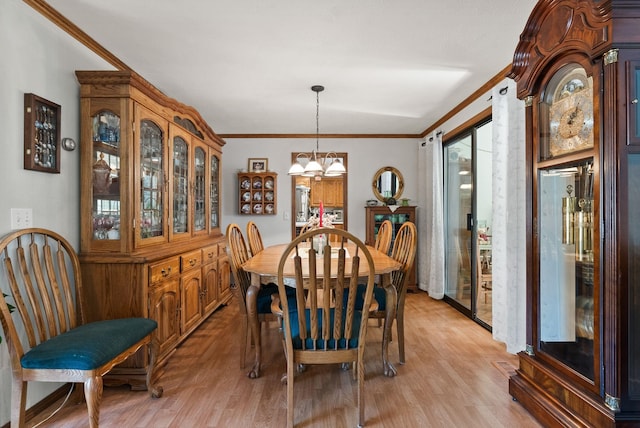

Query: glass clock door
[537,159,596,380]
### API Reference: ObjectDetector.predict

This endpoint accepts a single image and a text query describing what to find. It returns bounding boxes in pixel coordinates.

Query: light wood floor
[29,291,541,427]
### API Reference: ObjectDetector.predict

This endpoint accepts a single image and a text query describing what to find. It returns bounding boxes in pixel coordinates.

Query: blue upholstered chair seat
[257,283,296,314]
[21,318,157,370]
[287,308,363,350]
[345,284,387,312]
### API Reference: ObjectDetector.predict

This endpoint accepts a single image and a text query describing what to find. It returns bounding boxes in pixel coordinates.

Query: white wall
[0,3,420,423]
[222,138,420,247]
[0,1,112,424]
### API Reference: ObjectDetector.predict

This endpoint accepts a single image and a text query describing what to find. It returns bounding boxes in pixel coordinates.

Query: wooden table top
[242,242,401,279]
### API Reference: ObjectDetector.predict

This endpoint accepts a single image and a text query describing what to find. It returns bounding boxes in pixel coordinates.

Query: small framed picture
[24,93,61,173]
[248,158,268,172]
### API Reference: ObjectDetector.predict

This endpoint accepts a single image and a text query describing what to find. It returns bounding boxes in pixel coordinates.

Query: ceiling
[45,0,537,136]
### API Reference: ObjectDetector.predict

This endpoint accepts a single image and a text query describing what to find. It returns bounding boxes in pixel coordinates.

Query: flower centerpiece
[305,212,337,229]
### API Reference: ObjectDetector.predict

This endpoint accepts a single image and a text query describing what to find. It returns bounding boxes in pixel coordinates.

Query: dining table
[241,241,402,378]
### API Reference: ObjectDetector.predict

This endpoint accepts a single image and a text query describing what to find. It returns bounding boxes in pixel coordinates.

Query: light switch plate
[11,208,33,229]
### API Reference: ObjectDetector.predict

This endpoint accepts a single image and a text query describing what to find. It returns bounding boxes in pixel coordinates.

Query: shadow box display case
[238,172,277,215]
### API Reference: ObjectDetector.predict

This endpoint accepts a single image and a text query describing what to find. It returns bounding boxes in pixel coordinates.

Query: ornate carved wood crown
[509,0,612,99]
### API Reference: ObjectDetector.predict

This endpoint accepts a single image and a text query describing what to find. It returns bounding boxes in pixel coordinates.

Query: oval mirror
[372,166,404,202]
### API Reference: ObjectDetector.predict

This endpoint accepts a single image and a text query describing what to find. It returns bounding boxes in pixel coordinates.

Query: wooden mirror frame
[372,166,404,202]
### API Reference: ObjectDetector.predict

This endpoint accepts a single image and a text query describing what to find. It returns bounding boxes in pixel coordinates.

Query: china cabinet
[508,1,640,425]
[76,70,230,387]
[365,206,416,292]
[238,171,277,215]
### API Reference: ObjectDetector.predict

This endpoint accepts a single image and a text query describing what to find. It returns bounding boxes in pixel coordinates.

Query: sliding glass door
[443,120,493,328]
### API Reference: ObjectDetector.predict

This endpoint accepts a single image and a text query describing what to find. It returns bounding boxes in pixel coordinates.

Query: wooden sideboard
[76,70,231,387]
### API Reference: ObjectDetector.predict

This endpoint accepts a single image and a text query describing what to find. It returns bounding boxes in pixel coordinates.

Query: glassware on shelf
[93,153,112,195]
[93,112,120,146]
[92,213,120,240]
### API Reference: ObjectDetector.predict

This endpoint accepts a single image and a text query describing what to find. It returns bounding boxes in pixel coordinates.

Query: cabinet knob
[189,258,197,266]
[632,98,638,104]
[161,267,172,277]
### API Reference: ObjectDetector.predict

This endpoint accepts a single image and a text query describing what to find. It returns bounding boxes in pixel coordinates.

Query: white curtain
[418,132,445,298]
[491,79,527,353]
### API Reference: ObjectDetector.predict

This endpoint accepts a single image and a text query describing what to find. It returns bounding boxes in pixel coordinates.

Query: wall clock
[546,66,594,157]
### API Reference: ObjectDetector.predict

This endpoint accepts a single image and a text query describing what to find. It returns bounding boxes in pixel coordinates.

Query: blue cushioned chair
[271,227,376,428]
[226,223,295,379]
[0,228,162,428]
[345,221,417,376]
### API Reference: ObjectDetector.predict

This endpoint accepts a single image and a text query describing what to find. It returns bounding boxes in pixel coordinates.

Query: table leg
[246,273,262,379]
[381,273,398,377]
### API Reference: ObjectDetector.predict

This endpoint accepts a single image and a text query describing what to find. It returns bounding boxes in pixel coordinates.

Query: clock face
[546,68,594,158]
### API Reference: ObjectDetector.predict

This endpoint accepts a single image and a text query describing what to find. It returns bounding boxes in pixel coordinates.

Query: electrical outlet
[11,208,33,229]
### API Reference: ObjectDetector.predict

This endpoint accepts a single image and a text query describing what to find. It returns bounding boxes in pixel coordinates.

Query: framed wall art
[248,158,268,172]
[24,93,61,173]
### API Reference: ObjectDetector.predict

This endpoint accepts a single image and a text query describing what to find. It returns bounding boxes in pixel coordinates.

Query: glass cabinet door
[210,153,220,230]
[629,153,640,395]
[92,110,121,241]
[373,212,412,248]
[537,159,596,380]
[139,119,165,242]
[171,133,190,238]
[193,144,206,234]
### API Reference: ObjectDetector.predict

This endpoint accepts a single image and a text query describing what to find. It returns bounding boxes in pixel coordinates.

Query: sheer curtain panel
[418,132,445,298]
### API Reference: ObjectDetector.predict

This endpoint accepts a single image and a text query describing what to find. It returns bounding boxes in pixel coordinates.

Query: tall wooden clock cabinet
[508,0,640,425]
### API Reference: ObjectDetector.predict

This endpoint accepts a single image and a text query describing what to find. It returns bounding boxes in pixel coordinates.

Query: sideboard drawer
[202,245,218,264]
[181,249,202,272]
[149,257,180,284]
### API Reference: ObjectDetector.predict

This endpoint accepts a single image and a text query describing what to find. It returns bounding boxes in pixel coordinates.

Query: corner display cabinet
[508,1,640,426]
[76,70,231,387]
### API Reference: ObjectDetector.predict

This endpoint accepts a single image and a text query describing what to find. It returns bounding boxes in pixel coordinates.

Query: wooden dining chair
[297,221,314,236]
[372,221,417,374]
[246,221,264,257]
[271,228,376,428]
[0,228,162,428]
[226,223,281,378]
[349,221,417,376]
[374,219,393,255]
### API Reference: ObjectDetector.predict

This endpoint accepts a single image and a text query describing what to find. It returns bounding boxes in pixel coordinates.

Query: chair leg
[84,376,103,428]
[382,285,398,377]
[286,359,295,428]
[357,353,365,428]
[147,335,164,398]
[246,285,262,378]
[397,305,406,364]
[11,378,27,428]
[240,314,249,369]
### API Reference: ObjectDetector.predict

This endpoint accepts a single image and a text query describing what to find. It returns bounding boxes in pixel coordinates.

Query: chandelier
[288,85,347,180]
